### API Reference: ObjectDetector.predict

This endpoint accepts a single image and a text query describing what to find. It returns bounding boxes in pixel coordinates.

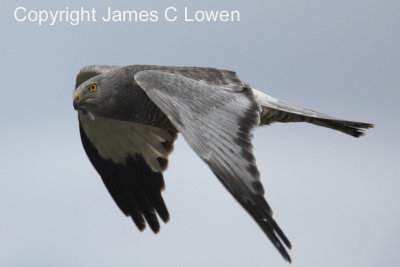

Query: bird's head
[73,71,124,120]
[73,67,154,121]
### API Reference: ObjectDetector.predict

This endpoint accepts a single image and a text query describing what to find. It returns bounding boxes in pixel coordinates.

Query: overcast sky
[1,0,399,266]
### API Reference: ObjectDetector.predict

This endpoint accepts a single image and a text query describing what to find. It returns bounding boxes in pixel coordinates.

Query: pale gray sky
[1,0,399,266]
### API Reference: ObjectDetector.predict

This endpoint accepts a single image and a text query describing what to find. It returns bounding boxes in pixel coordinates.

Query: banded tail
[253,89,374,137]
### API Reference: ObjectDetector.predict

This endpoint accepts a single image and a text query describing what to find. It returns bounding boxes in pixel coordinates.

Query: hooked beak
[73,92,83,111]
[73,92,94,120]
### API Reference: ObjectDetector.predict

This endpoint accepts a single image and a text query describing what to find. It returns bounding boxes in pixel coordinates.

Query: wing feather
[78,116,176,233]
[134,70,292,262]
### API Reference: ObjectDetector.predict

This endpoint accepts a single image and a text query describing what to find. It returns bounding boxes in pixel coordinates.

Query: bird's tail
[252,89,374,137]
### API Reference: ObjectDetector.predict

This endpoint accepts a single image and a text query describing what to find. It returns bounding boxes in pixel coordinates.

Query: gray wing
[134,70,292,262]
[253,90,374,137]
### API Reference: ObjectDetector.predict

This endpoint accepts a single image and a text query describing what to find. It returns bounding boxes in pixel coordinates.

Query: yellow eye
[89,83,97,91]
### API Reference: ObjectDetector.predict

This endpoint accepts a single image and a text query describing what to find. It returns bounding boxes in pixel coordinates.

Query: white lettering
[165,7,177,22]
[69,10,79,26]
[219,11,229,22]
[27,11,38,23]
[195,11,204,22]
[103,7,111,22]
[14,7,26,22]
[231,10,240,22]
[184,7,240,22]
[38,11,49,25]
[139,10,149,22]
[122,10,138,22]
[49,11,58,26]
[184,7,193,22]
[203,10,217,21]
[149,10,158,22]
[13,6,238,25]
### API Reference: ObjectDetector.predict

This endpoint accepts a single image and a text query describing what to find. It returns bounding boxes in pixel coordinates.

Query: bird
[73,65,373,263]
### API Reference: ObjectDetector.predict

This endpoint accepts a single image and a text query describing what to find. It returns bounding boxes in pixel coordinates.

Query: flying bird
[73,65,373,263]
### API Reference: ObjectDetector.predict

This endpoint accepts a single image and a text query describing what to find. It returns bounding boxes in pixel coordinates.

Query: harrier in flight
[73,65,373,262]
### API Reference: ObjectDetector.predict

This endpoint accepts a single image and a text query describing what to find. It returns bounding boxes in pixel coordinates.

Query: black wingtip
[270,217,292,249]
[151,225,160,234]
[237,196,293,263]
[286,255,292,264]
[352,123,375,138]
[131,216,146,232]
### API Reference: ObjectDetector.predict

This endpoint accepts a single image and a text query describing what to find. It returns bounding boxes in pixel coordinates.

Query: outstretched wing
[78,114,177,233]
[134,70,292,262]
[253,89,374,137]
